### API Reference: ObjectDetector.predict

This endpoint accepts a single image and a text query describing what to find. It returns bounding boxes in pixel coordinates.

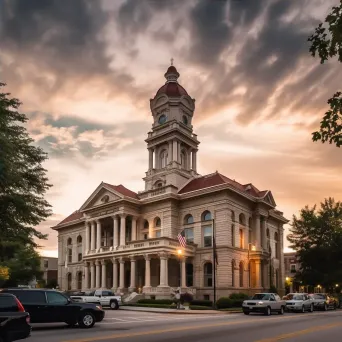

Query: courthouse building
[52,65,288,299]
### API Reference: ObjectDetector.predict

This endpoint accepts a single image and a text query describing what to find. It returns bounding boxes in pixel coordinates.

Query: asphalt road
[29,309,342,342]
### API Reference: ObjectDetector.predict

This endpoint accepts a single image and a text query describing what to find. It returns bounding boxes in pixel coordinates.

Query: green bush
[180,292,193,304]
[230,299,244,307]
[229,293,249,300]
[137,299,173,305]
[191,300,213,307]
[124,303,171,308]
[216,297,233,309]
[190,305,212,310]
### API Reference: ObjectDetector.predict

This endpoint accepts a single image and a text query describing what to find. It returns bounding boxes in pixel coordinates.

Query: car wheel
[309,305,314,313]
[333,304,337,310]
[324,304,328,311]
[278,306,284,315]
[302,305,305,313]
[110,300,119,310]
[78,311,95,329]
[264,307,271,316]
[243,310,250,315]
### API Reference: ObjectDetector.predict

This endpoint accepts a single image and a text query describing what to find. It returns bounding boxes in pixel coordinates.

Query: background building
[52,65,288,300]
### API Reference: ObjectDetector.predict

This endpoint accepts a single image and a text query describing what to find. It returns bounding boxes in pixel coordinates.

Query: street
[29,309,342,342]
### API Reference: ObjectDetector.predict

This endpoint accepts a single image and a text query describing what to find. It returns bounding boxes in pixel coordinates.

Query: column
[90,261,95,289]
[120,215,126,246]
[113,215,119,248]
[192,150,197,172]
[112,258,118,290]
[254,213,261,250]
[255,260,262,288]
[165,255,169,286]
[96,220,102,250]
[168,141,173,164]
[85,222,90,254]
[119,258,125,290]
[84,262,89,290]
[177,141,181,163]
[90,221,96,251]
[261,218,267,250]
[181,258,186,288]
[149,148,154,170]
[131,217,137,241]
[129,257,136,291]
[95,260,101,288]
[159,254,167,287]
[101,260,106,288]
[144,255,151,288]
[172,139,177,162]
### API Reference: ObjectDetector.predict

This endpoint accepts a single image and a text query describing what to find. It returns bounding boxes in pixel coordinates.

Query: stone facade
[52,64,288,300]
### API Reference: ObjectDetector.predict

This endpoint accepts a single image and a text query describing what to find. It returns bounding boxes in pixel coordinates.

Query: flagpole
[212,218,216,309]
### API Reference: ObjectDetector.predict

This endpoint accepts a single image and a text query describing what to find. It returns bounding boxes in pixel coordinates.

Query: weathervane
[171,57,174,66]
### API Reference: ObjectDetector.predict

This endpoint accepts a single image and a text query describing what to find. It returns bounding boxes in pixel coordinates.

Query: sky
[1,0,341,258]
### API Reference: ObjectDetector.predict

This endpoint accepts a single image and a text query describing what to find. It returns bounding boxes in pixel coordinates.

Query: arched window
[182,115,188,125]
[77,236,82,262]
[160,150,168,168]
[157,182,163,187]
[202,211,212,222]
[77,236,82,244]
[204,262,213,287]
[184,214,194,225]
[180,150,186,169]
[158,114,167,124]
[155,217,161,228]
[248,217,252,228]
[231,224,235,247]
[77,272,82,290]
[144,220,149,229]
[274,232,279,259]
[232,260,236,287]
[231,210,235,222]
[239,213,246,225]
[275,269,279,289]
[68,247,72,263]
[239,262,244,287]
[67,273,72,291]
[67,238,72,246]
[239,228,244,249]
[266,228,270,238]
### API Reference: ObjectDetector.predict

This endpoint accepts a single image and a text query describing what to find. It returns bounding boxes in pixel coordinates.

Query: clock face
[158,114,167,124]
[182,115,188,125]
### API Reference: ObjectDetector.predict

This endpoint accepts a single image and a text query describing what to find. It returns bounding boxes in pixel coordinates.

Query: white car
[284,293,313,313]
[242,293,286,316]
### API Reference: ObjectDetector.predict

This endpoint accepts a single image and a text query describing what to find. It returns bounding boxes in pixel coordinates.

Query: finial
[171,57,174,66]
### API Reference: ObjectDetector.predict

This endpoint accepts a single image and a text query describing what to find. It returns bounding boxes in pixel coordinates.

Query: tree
[0,82,52,284]
[309,1,342,147]
[287,198,342,289]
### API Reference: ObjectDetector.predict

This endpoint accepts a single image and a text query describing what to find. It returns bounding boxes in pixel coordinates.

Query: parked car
[0,288,105,329]
[0,293,31,342]
[242,293,286,316]
[70,289,121,310]
[308,293,338,311]
[284,293,313,313]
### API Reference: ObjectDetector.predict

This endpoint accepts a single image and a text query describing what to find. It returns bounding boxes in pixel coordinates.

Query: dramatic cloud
[1,0,341,256]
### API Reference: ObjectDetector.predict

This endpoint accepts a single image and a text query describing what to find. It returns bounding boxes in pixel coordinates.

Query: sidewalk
[119,306,241,314]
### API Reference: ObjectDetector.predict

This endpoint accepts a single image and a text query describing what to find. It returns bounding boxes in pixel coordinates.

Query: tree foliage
[0,82,52,285]
[309,1,342,147]
[287,198,342,288]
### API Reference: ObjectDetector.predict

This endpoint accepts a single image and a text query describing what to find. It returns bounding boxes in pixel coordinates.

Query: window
[275,232,279,259]
[144,220,149,229]
[239,213,246,225]
[266,228,270,238]
[248,217,252,227]
[232,260,236,287]
[239,229,244,249]
[184,228,194,244]
[184,214,194,225]
[157,182,163,187]
[180,150,186,168]
[67,238,72,246]
[231,224,235,247]
[68,248,72,263]
[77,272,82,290]
[182,115,188,125]
[203,294,210,301]
[11,290,46,304]
[186,263,193,287]
[155,230,161,238]
[202,211,212,222]
[160,150,168,168]
[0,296,18,311]
[77,235,82,244]
[144,233,148,240]
[44,260,48,268]
[231,210,235,222]
[46,292,68,305]
[67,273,72,291]
[290,264,296,273]
[204,262,213,287]
[203,226,212,247]
[78,253,82,262]
[155,217,161,228]
[239,262,244,287]
[158,114,167,124]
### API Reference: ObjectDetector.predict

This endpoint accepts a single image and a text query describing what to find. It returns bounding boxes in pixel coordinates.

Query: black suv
[0,289,105,329]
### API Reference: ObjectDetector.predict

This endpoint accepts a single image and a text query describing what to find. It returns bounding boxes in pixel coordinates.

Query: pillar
[90,262,95,289]
[172,139,177,162]
[192,150,197,172]
[159,254,168,287]
[132,217,137,241]
[96,220,102,250]
[112,258,118,290]
[84,262,89,290]
[148,148,153,170]
[261,218,267,250]
[129,257,136,291]
[255,260,262,288]
[90,221,96,251]
[168,141,173,164]
[113,215,119,248]
[144,255,151,288]
[181,258,186,288]
[254,213,261,250]
[119,258,125,289]
[101,260,106,288]
[85,222,90,254]
[120,215,126,246]
[95,260,101,288]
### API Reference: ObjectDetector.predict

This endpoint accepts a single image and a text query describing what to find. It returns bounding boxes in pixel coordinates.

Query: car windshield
[312,294,326,299]
[252,294,271,300]
[285,294,303,300]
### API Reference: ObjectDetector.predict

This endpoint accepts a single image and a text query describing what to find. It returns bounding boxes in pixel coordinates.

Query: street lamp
[177,249,182,290]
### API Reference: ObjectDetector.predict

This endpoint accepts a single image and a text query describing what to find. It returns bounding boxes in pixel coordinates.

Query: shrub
[230,299,244,307]
[229,293,249,300]
[216,297,233,309]
[190,305,212,310]
[180,292,193,304]
[137,299,173,305]
[191,300,213,307]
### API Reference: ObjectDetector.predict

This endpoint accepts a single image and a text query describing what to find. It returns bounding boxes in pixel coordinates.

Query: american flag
[177,230,187,247]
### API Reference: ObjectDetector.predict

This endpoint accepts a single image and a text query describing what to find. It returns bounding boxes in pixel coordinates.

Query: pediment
[80,183,123,211]
[263,191,277,207]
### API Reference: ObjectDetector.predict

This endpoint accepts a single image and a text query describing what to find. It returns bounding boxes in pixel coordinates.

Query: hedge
[216,297,233,309]
[137,299,174,305]
[229,293,249,300]
[190,305,213,310]
[191,300,213,307]
[124,303,171,308]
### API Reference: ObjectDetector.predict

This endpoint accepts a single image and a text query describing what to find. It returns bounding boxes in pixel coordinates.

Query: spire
[164,61,180,83]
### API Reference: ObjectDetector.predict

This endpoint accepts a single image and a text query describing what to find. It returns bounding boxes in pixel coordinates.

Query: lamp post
[177,249,182,291]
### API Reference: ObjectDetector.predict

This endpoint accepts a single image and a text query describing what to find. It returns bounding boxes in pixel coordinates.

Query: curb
[119,307,242,315]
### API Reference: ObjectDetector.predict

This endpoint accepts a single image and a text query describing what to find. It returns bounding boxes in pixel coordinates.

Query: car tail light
[15,298,25,312]
[26,315,30,324]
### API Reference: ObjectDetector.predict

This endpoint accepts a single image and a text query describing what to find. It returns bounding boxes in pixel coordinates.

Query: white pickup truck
[69,289,122,310]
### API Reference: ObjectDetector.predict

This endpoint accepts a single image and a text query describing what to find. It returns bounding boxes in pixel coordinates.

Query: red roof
[57,210,84,226]
[103,183,139,199]
[156,82,188,97]
[178,172,267,199]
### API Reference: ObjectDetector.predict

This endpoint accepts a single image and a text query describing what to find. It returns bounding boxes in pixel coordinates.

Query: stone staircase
[122,292,145,304]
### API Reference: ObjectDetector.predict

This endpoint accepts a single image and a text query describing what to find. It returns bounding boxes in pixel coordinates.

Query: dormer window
[158,114,167,124]
[182,115,188,125]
